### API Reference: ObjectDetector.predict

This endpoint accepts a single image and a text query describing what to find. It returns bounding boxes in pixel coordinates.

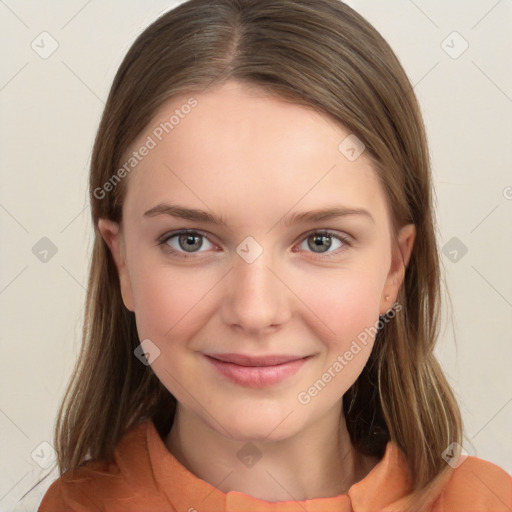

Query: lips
[205,353,307,366]
[202,353,312,388]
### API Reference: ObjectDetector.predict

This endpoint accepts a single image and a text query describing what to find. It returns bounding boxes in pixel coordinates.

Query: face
[99,80,415,442]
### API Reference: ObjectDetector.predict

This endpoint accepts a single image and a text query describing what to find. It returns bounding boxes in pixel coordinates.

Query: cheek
[293,265,384,343]
[285,268,386,399]
[129,261,218,342]
[129,265,212,404]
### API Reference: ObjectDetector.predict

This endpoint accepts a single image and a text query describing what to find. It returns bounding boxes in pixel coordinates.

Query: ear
[379,223,416,315]
[97,218,135,312]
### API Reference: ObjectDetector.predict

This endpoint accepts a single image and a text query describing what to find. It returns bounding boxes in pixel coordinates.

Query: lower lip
[203,355,310,388]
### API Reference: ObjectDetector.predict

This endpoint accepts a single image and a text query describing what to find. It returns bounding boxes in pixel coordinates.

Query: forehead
[121,81,389,230]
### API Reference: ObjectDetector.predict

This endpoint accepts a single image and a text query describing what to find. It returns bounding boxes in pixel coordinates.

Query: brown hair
[50,0,462,509]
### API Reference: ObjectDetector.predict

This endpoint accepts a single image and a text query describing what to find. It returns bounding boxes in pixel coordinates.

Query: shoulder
[38,420,160,511]
[435,455,512,511]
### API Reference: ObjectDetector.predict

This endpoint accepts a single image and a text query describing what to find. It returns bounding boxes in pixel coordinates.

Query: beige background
[1,0,511,509]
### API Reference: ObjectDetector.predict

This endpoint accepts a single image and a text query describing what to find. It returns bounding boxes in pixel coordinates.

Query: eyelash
[157,229,352,260]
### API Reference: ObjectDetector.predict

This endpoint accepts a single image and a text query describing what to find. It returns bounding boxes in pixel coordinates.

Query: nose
[220,244,291,335]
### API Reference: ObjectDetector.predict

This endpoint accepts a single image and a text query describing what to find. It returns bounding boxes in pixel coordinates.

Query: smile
[202,353,312,388]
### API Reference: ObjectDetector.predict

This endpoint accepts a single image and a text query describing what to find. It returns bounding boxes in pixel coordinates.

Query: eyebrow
[143,203,374,226]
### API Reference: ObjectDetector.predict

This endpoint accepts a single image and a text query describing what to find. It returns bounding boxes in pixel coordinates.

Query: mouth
[202,353,313,388]
[205,353,309,366]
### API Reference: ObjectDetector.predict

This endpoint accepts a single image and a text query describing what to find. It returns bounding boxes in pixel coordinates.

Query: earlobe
[97,218,135,312]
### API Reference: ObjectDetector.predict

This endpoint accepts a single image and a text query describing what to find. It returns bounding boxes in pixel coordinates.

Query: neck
[165,402,372,502]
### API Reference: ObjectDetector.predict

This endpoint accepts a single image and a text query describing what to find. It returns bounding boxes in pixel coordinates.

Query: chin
[211,407,303,443]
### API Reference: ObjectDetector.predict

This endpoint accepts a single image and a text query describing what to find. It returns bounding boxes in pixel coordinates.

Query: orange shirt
[38,419,512,511]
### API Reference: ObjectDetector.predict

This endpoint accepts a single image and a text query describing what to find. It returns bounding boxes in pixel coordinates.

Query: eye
[158,230,215,259]
[157,229,351,260]
[295,230,351,258]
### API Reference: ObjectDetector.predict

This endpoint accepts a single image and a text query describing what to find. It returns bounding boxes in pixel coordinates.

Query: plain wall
[1,0,511,509]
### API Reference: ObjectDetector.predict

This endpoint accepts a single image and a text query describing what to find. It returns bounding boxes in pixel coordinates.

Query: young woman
[37,0,511,510]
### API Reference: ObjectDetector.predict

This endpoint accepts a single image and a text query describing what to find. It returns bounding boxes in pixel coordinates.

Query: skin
[99,80,415,501]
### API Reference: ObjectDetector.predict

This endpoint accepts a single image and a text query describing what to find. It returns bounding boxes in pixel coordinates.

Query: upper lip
[204,353,309,367]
